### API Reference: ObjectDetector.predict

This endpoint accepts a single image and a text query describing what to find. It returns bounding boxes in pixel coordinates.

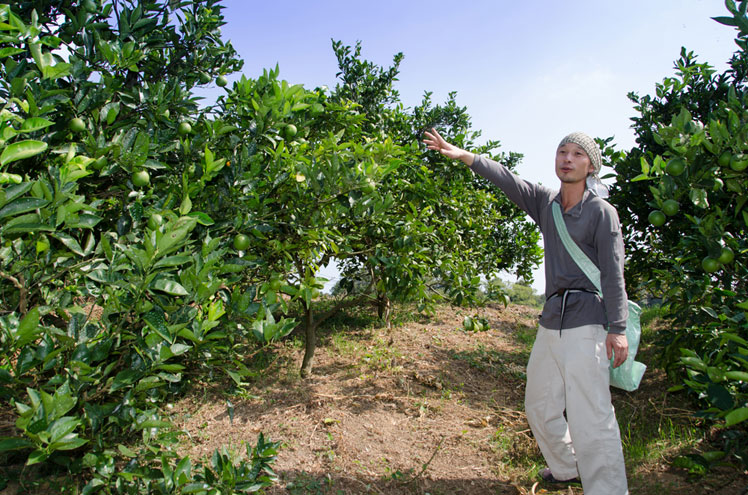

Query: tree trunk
[300,304,316,378]
[377,292,392,330]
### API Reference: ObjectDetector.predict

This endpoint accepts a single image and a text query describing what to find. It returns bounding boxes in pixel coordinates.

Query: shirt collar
[553,189,593,218]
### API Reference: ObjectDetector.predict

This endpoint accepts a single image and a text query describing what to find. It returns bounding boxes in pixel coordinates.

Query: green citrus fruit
[362,178,376,194]
[718,150,732,167]
[665,157,685,176]
[233,234,250,251]
[718,247,735,265]
[69,117,86,133]
[730,153,748,172]
[284,124,297,140]
[648,210,666,227]
[147,213,163,230]
[92,156,108,170]
[82,0,96,12]
[269,278,282,291]
[662,199,680,216]
[216,75,228,87]
[199,72,211,84]
[178,121,192,136]
[132,170,150,187]
[702,257,721,273]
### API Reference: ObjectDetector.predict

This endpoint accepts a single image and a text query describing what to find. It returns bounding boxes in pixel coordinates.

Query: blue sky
[200,0,740,293]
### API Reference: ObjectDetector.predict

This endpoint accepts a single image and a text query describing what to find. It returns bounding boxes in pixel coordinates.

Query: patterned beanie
[558,132,602,177]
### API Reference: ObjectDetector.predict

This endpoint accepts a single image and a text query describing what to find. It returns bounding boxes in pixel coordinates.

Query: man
[423,129,629,495]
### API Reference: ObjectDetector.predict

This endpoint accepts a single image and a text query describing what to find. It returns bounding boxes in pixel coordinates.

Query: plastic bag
[609,300,646,391]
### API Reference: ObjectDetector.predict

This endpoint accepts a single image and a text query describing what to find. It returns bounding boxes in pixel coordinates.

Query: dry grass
[166,302,748,494]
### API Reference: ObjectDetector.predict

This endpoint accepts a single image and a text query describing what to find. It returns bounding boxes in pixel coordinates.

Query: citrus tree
[606,0,748,462]
[330,41,542,326]
[212,65,406,376]
[0,1,281,492]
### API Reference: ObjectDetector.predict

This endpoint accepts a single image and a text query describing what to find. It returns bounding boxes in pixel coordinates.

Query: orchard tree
[214,66,406,377]
[606,0,748,453]
[0,1,281,491]
[331,40,542,325]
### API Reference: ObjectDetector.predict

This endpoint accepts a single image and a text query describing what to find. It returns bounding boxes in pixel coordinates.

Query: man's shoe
[539,467,580,484]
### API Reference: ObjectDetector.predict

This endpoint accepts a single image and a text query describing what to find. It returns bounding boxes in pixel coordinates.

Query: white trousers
[525,324,628,495]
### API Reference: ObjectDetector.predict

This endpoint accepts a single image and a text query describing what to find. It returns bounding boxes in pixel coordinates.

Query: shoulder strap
[551,201,602,294]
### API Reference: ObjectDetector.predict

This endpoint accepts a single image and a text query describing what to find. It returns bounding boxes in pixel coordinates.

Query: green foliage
[331,40,542,317]
[0,0,546,489]
[0,1,281,491]
[606,0,748,468]
[484,278,543,308]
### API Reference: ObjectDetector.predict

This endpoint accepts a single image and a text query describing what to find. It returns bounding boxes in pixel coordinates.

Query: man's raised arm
[423,128,475,167]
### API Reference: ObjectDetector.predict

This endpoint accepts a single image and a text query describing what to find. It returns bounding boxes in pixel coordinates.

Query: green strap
[551,202,602,293]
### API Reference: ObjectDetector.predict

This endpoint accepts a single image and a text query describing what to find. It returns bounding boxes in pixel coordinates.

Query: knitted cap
[558,132,601,176]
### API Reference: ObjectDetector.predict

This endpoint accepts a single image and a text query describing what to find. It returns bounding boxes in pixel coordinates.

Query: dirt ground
[171,303,748,495]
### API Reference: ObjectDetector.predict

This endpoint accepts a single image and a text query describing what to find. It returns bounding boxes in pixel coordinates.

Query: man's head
[557,132,601,177]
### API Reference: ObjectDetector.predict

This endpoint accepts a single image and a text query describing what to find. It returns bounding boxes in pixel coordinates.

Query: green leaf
[0,437,34,452]
[117,444,138,458]
[0,140,48,166]
[724,371,748,382]
[48,417,80,443]
[0,173,23,184]
[157,216,197,256]
[15,307,41,348]
[110,369,140,392]
[0,47,25,58]
[1,182,33,206]
[135,419,172,430]
[187,211,214,226]
[707,383,734,411]
[65,213,102,229]
[151,279,188,296]
[26,449,49,465]
[143,310,170,342]
[689,188,708,208]
[19,118,54,133]
[51,232,85,256]
[153,255,192,269]
[725,407,748,426]
[50,437,87,451]
[0,197,49,220]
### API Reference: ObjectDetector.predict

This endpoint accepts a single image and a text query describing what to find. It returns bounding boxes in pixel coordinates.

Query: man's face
[555,143,594,184]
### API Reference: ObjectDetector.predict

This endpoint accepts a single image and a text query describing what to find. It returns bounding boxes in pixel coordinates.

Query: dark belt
[547,288,598,332]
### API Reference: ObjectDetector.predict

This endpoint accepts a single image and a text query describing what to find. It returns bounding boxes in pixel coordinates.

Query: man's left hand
[606,333,628,368]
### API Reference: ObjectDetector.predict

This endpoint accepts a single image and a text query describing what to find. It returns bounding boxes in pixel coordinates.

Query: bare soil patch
[171,303,748,494]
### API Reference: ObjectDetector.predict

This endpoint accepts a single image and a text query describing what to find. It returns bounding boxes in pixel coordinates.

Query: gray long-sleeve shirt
[471,154,628,334]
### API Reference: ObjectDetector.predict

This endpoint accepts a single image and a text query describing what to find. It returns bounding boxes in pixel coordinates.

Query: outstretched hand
[423,128,474,165]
